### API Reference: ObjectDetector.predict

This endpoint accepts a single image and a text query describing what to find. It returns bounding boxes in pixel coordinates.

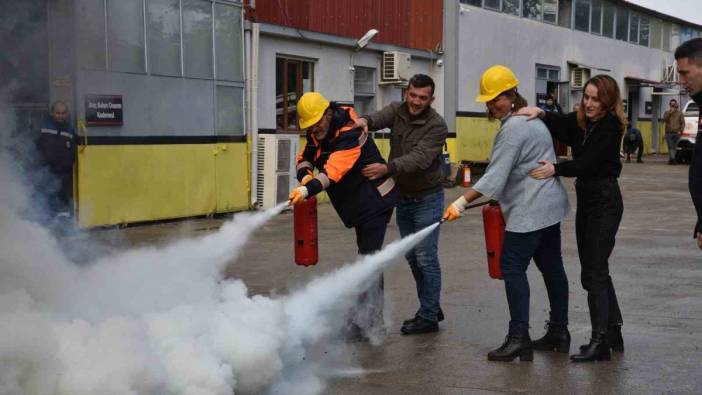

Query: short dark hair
[670,98,678,104]
[408,74,435,96]
[674,38,702,65]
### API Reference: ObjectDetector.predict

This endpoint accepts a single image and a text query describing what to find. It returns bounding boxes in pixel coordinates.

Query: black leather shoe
[532,322,570,353]
[402,308,445,326]
[487,330,533,362]
[400,317,438,335]
[571,333,611,362]
[579,325,623,353]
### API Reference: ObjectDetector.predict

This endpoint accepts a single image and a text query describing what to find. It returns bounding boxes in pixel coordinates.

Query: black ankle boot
[571,332,611,362]
[532,322,571,353]
[487,329,533,362]
[579,325,624,353]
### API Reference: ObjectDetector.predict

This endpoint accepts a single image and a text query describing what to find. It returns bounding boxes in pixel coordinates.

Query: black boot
[571,332,611,362]
[400,316,438,335]
[487,329,533,362]
[607,324,624,352]
[532,322,570,353]
[402,307,444,326]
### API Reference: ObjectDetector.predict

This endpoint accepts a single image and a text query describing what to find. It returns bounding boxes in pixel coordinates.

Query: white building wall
[257,35,437,130]
[458,6,674,114]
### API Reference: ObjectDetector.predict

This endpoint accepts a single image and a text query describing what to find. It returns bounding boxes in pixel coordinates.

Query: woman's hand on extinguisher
[289,186,309,205]
[443,196,468,222]
[528,160,555,180]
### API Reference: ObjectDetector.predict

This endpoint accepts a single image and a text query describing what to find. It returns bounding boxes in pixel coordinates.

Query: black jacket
[543,111,623,179]
[296,106,398,228]
[689,91,702,236]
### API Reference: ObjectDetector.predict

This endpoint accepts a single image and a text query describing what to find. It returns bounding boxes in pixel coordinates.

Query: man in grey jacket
[355,74,448,334]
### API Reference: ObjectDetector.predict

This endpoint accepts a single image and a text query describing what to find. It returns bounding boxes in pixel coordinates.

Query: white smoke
[0,104,438,394]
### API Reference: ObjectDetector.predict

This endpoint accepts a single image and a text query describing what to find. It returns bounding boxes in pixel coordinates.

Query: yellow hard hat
[475,65,520,102]
[297,92,330,129]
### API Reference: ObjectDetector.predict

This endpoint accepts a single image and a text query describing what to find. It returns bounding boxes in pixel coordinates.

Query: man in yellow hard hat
[290,91,398,341]
[353,74,448,335]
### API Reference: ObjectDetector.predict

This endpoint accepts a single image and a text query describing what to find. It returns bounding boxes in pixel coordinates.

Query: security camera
[436,59,444,67]
[356,29,379,50]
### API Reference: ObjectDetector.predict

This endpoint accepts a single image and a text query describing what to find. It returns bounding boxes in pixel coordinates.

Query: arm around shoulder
[364,102,400,131]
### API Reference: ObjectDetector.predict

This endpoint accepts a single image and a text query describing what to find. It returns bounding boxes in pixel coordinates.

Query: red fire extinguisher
[482,200,505,280]
[462,164,471,187]
[294,196,318,266]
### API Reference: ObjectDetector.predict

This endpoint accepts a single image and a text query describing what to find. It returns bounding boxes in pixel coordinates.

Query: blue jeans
[500,223,569,333]
[396,189,444,322]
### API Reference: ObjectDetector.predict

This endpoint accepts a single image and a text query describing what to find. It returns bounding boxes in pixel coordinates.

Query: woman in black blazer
[517,75,627,362]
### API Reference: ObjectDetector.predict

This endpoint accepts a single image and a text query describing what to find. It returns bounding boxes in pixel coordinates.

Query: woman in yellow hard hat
[290,91,398,341]
[442,65,571,362]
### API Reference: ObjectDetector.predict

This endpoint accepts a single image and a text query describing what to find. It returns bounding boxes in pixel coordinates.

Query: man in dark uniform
[37,101,77,217]
[290,92,398,340]
[675,38,702,251]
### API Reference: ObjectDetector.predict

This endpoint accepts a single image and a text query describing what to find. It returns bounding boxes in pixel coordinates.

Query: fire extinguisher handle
[465,200,491,210]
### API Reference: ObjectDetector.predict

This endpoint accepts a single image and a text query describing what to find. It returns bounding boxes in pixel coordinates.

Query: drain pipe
[247,22,260,207]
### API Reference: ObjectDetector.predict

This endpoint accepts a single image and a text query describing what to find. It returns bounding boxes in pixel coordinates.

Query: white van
[676,100,699,163]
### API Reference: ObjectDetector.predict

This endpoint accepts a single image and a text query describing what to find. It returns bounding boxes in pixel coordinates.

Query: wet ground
[88,154,702,394]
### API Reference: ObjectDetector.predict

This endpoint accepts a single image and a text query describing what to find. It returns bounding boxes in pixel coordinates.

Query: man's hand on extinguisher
[697,233,702,250]
[289,186,309,205]
[443,196,468,222]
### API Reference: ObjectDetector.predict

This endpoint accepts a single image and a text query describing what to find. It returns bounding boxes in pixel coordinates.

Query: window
[537,66,560,81]
[523,0,542,21]
[558,0,572,28]
[662,22,671,51]
[629,13,639,43]
[484,0,500,11]
[354,67,376,116]
[671,24,680,51]
[461,0,483,6]
[615,6,628,41]
[639,16,649,46]
[543,0,557,23]
[502,0,520,16]
[215,3,243,81]
[590,0,602,35]
[276,58,314,131]
[183,0,213,79]
[107,0,145,73]
[79,0,106,70]
[148,0,181,76]
[574,0,590,32]
[216,85,244,135]
[650,17,662,49]
[601,1,615,38]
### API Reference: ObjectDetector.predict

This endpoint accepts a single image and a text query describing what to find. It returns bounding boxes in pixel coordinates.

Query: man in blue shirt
[37,101,77,217]
[622,122,644,163]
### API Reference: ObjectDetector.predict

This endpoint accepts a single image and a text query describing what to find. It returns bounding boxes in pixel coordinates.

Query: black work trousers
[349,208,393,331]
[575,178,623,334]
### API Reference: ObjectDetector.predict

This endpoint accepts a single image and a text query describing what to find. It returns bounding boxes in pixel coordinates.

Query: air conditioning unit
[256,134,300,209]
[570,68,591,89]
[382,51,411,82]
[662,64,678,83]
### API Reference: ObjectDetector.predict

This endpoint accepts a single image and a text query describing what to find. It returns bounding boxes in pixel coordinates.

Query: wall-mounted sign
[645,101,653,115]
[85,94,123,126]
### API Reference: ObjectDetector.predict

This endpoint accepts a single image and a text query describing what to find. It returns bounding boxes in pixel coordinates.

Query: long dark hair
[576,74,627,132]
[487,89,528,121]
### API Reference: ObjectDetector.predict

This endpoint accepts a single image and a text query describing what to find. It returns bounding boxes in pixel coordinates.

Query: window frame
[276,57,315,132]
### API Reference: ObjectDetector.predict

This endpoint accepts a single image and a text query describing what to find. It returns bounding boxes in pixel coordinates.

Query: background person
[36,101,76,218]
[622,122,644,163]
[444,65,570,362]
[354,74,448,335]
[662,98,685,165]
[517,74,627,362]
[674,38,702,250]
[290,92,398,341]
